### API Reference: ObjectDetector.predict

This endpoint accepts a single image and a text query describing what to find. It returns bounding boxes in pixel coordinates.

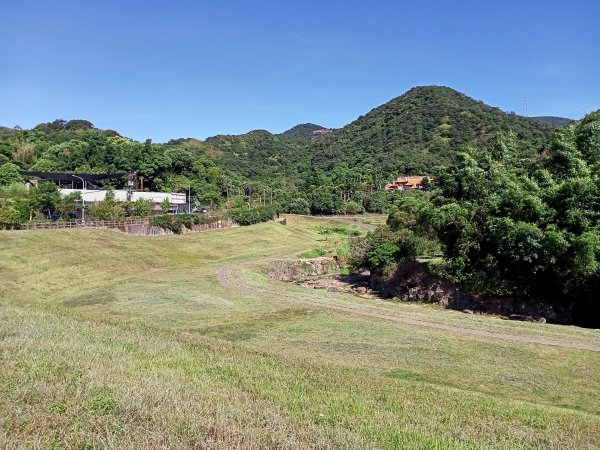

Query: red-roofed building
[385,176,432,191]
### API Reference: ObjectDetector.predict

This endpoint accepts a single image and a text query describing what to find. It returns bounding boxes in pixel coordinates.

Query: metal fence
[19,216,233,232]
[22,218,150,230]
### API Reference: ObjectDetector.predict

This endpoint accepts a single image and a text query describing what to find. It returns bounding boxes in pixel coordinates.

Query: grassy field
[1,215,599,449]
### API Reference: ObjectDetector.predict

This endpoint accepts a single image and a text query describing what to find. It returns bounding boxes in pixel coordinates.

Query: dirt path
[217,263,600,352]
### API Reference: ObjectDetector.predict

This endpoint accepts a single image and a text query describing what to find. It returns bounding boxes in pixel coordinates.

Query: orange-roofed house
[384,176,432,191]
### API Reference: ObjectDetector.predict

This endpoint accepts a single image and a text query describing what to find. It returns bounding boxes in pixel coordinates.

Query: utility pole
[71,175,86,223]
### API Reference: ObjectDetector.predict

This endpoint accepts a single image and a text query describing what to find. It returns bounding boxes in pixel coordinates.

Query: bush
[309,190,345,215]
[364,190,399,213]
[0,162,24,187]
[284,197,311,215]
[87,190,124,221]
[132,198,152,217]
[227,206,276,226]
[0,204,24,229]
[149,214,221,234]
[349,228,426,271]
[318,226,360,237]
[345,200,365,214]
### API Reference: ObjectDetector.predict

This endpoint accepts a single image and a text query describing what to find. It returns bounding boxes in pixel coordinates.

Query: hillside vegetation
[532,116,574,127]
[350,109,600,326]
[279,123,328,141]
[310,86,554,174]
[1,217,599,448]
[0,86,556,214]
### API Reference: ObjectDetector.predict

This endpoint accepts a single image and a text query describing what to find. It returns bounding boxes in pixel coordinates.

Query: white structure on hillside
[59,189,187,213]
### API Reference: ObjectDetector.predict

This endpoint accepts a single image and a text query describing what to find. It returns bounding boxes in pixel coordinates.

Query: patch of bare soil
[293,274,374,297]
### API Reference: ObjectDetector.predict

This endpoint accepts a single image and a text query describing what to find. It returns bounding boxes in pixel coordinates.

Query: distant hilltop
[530,116,574,127]
[279,123,332,141]
[310,128,333,139]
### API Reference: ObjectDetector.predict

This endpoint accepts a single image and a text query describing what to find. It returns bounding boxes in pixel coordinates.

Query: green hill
[309,86,555,174]
[0,86,566,203]
[202,130,306,181]
[279,123,328,141]
[531,116,574,127]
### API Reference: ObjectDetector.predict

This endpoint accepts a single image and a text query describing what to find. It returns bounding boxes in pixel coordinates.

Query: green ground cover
[1,216,599,449]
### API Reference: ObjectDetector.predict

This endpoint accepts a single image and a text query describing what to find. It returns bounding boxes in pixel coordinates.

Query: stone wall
[267,257,341,281]
[119,220,238,236]
[371,262,574,324]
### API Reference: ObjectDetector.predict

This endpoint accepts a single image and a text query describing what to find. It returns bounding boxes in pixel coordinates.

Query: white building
[59,189,188,213]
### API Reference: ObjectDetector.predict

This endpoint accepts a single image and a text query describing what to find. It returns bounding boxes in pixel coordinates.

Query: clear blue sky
[1,0,599,142]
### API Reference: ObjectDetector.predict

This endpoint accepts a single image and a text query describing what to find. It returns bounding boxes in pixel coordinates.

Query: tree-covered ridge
[309,86,555,175]
[531,116,574,127]
[201,130,307,181]
[279,123,328,141]
[0,85,574,218]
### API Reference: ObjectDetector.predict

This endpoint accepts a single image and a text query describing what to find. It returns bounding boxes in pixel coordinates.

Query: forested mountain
[309,86,555,174]
[279,123,327,141]
[0,85,573,214]
[198,130,306,180]
[531,116,574,127]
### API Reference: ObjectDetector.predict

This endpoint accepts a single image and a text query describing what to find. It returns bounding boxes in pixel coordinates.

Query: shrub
[87,190,124,220]
[309,190,345,215]
[349,228,425,271]
[0,204,24,229]
[285,197,311,215]
[227,206,276,226]
[364,191,392,213]
[318,226,360,237]
[131,198,152,217]
[345,200,365,214]
[149,214,221,234]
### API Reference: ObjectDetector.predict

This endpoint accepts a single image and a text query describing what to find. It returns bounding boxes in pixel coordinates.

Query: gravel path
[217,263,600,353]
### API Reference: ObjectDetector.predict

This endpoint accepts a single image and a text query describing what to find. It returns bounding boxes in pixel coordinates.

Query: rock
[355,287,367,294]
[326,287,338,292]
[509,314,529,321]
[462,309,474,314]
[537,317,547,324]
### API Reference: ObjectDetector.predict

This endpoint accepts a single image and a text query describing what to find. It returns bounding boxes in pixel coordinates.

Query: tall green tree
[0,163,23,187]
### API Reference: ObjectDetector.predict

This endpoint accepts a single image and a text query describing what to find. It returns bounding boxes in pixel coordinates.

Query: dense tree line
[352,111,600,326]
[0,86,557,221]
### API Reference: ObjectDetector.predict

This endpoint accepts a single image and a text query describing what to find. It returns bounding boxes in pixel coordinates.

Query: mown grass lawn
[1,216,599,449]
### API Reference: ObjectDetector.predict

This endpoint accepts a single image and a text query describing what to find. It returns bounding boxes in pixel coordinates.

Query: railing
[20,216,233,232]
[22,218,150,230]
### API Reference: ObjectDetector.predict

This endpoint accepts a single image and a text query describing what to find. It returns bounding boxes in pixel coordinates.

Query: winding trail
[217,264,600,352]
[218,215,600,352]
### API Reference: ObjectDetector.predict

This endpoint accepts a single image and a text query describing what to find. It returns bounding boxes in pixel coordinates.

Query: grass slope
[1,216,599,449]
